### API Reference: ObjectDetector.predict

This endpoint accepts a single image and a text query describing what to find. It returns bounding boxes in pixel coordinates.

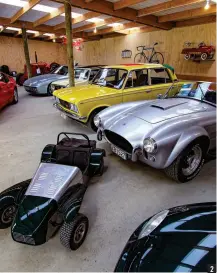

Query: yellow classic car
[53,64,186,131]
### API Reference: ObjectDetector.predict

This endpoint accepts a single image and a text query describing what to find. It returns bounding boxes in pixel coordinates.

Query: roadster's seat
[55,137,96,171]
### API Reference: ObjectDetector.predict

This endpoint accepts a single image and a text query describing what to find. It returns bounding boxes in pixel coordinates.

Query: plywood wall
[74,22,216,80]
[0,36,67,72]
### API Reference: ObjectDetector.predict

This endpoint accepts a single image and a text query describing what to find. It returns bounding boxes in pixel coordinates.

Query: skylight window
[32,4,57,13]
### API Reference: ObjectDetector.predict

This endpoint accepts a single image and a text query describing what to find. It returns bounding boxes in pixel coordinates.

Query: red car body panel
[182,45,215,54]
[0,72,16,110]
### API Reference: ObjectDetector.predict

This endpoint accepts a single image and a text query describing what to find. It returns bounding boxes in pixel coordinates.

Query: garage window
[150,68,172,85]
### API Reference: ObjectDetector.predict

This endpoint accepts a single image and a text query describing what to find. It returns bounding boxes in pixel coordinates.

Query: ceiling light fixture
[205,0,210,9]
[87,18,104,23]
[6,27,21,31]
[108,23,123,27]
[43,33,54,36]
[94,27,97,33]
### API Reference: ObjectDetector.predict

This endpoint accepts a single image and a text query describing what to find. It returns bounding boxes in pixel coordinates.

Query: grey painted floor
[0,87,216,271]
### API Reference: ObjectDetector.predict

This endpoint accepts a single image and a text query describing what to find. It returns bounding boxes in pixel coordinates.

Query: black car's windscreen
[169,82,216,105]
[92,68,128,89]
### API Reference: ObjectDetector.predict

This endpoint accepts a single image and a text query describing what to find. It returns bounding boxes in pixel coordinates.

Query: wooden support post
[22,28,32,78]
[64,1,74,87]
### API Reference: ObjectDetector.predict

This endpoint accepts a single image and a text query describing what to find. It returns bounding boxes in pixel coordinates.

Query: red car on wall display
[0,72,18,111]
[181,42,215,61]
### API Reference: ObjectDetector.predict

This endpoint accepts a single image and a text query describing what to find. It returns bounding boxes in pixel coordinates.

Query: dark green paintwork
[115,203,216,272]
[11,196,58,245]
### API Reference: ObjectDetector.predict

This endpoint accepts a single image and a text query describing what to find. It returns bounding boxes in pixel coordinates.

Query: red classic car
[0,72,18,111]
[182,42,215,61]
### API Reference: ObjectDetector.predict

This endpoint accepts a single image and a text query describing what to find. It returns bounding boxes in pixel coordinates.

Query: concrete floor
[0,87,216,271]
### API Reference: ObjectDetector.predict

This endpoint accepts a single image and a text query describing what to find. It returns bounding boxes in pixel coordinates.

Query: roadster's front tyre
[164,142,205,183]
[0,197,17,229]
[60,213,89,250]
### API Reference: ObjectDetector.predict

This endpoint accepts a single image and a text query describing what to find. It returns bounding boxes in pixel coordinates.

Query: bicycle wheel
[150,52,164,64]
[134,53,147,64]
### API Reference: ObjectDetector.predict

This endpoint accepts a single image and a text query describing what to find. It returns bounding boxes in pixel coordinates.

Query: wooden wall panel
[74,22,216,79]
[0,36,67,72]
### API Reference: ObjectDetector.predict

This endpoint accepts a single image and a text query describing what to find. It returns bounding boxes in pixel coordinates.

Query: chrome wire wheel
[73,222,86,244]
[1,205,16,224]
[182,145,202,176]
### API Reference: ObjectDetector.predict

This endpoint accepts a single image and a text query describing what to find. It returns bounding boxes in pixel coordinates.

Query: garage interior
[0,0,216,271]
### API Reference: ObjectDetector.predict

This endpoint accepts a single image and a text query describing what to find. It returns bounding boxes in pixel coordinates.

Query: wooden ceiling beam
[115,26,158,35]
[176,14,216,27]
[72,17,122,33]
[138,0,204,17]
[159,5,216,22]
[88,22,142,36]
[114,0,147,10]
[34,5,65,27]
[10,0,41,23]
[54,11,101,29]
[53,0,173,30]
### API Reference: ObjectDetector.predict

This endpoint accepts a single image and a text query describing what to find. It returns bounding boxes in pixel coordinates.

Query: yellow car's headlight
[70,103,78,113]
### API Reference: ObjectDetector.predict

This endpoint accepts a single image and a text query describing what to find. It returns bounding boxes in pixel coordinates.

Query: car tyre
[201,53,208,61]
[60,213,89,250]
[164,141,205,183]
[184,54,190,60]
[0,197,17,229]
[47,84,53,96]
[88,108,106,132]
[16,73,25,86]
[12,88,18,104]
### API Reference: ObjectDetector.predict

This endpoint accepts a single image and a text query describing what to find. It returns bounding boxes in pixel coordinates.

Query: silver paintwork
[25,163,83,201]
[98,96,216,169]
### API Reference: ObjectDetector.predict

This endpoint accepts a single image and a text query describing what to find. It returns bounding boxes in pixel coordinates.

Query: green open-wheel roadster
[0,132,105,250]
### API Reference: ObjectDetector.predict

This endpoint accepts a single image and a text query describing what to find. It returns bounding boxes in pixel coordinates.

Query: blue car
[23,65,68,95]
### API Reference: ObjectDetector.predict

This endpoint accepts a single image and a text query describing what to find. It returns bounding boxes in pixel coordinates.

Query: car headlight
[138,210,169,239]
[70,103,78,113]
[94,115,101,127]
[143,138,157,153]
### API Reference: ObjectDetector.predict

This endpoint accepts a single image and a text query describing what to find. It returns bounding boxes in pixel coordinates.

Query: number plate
[111,145,127,160]
[61,113,67,120]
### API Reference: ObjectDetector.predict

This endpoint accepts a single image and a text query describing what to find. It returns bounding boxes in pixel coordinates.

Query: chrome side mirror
[157,94,163,99]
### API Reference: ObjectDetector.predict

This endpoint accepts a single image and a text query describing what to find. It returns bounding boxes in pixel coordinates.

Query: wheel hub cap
[74,223,86,244]
[1,205,16,224]
[182,146,202,176]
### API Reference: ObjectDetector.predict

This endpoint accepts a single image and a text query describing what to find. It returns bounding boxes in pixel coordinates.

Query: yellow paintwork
[53,64,180,123]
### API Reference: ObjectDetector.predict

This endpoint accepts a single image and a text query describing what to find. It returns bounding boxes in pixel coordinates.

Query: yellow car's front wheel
[88,107,107,132]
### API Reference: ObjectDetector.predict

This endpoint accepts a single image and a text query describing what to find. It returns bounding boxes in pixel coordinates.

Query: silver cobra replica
[95,82,216,183]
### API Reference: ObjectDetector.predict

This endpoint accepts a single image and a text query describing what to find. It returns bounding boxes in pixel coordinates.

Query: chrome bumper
[53,103,87,121]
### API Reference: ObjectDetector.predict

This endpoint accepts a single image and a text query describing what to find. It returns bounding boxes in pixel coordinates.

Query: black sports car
[115,202,216,272]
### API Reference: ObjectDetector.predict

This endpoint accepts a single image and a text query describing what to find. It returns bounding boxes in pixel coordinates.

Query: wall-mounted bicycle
[134,42,164,64]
